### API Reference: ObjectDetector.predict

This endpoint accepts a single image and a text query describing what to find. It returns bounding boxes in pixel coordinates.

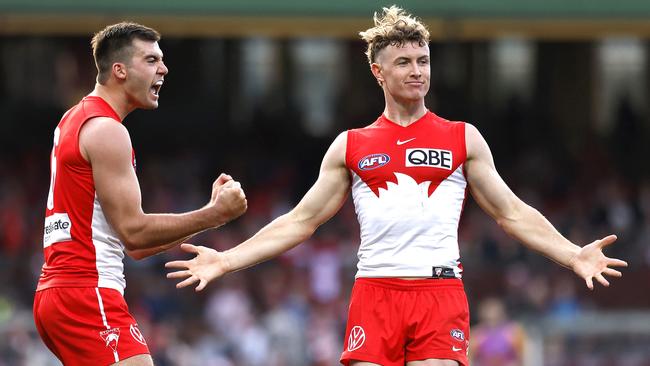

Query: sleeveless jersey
[345,111,467,278]
[38,96,133,295]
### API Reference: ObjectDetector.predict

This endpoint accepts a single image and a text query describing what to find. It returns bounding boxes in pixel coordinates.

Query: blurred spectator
[470,297,526,366]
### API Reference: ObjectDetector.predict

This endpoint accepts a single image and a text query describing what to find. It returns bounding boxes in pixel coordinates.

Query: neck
[89,83,133,121]
[382,96,428,127]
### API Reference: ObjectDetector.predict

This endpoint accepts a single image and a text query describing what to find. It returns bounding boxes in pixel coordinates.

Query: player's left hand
[569,234,628,290]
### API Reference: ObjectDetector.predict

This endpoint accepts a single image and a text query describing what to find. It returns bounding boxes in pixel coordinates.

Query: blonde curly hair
[359,5,430,65]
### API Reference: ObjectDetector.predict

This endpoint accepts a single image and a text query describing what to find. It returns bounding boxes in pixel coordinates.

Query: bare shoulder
[322,131,348,168]
[79,117,132,162]
[464,122,490,160]
[331,131,348,151]
[81,117,129,140]
[464,122,482,143]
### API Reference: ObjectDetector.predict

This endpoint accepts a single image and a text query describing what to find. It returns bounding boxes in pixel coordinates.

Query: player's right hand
[166,243,226,291]
[209,173,247,225]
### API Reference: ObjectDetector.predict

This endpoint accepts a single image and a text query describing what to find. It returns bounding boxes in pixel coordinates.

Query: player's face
[123,39,168,110]
[373,42,430,102]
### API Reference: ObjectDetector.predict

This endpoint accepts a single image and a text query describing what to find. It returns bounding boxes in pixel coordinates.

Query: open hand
[166,243,228,291]
[570,234,628,290]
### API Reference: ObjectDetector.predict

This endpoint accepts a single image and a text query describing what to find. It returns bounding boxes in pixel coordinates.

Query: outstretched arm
[464,124,627,289]
[166,132,351,291]
[80,117,247,257]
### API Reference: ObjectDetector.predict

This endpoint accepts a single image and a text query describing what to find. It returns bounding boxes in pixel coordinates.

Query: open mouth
[151,80,163,96]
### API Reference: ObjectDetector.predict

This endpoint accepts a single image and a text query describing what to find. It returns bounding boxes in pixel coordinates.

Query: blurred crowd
[1,36,650,365]
[1,134,649,365]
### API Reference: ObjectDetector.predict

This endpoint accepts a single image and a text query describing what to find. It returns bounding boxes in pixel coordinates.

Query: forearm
[498,203,580,268]
[120,206,223,250]
[126,234,193,260]
[224,212,315,273]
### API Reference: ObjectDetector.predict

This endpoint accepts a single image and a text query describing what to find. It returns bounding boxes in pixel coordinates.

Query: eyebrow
[144,53,163,60]
[393,55,428,63]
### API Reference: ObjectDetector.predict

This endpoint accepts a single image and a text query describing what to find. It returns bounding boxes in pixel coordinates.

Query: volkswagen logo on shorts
[130,324,147,345]
[347,326,366,351]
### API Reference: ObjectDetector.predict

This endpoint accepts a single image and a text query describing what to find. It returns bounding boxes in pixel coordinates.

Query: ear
[370,62,384,87]
[112,62,127,81]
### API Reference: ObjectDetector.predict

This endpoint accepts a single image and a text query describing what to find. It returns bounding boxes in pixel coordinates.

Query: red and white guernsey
[38,96,133,295]
[345,111,467,278]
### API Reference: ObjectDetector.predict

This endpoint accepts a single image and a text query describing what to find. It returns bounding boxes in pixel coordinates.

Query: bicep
[465,124,521,220]
[81,119,144,230]
[292,132,351,228]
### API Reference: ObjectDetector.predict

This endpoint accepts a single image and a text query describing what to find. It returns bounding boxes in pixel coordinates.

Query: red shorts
[340,278,469,366]
[33,287,150,366]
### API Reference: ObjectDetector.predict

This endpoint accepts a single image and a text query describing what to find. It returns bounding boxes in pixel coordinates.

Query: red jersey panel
[38,96,133,294]
[345,111,468,278]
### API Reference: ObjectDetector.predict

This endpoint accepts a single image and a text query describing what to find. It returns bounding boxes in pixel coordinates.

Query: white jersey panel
[352,166,467,278]
[91,194,126,294]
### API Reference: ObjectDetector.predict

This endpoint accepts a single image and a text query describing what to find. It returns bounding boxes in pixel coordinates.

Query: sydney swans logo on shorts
[130,324,147,345]
[347,326,366,352]
[358,153,390,171]
[99,327,120,352]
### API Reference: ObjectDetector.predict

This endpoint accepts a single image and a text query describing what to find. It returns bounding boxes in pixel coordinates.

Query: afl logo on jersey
[358,153,390,170]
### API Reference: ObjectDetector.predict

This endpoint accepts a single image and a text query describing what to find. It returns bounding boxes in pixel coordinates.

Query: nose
[159,61,169,75]
[411,61,422,78]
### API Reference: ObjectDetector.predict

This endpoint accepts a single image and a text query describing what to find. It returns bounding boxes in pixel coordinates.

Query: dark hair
[91,22,160,84]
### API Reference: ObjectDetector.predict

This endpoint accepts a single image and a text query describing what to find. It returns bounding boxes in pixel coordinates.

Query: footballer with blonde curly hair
[167,6,627,366]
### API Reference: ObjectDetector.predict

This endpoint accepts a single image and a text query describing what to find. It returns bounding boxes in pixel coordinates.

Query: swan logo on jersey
[358,153,390,171]
[43,213,72,248]
[406,148,452,170]
[347,326,366,351]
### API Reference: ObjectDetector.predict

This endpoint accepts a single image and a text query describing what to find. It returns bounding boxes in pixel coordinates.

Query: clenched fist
[208,173,247,226]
